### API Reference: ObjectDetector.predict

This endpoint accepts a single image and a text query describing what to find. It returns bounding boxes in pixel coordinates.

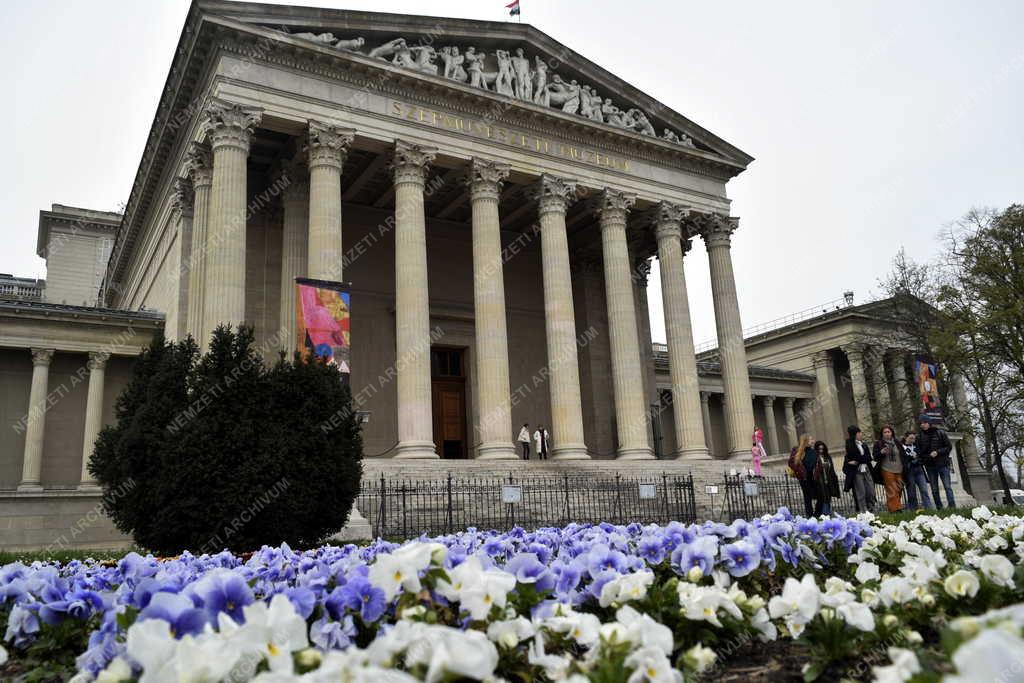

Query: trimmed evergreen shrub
[89,326,363,554]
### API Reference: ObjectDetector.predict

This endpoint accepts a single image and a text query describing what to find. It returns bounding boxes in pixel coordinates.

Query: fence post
[563,472,570,524]
[376,474,386,538]
[446,472,453,535]
[615,473,623,523]
[661,472,670,521]
[401,483,408,540]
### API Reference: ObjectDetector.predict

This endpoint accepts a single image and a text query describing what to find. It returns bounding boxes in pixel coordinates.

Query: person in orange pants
[873,425,905,512]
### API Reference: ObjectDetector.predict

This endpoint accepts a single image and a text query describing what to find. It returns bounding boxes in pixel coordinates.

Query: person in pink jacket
[751,427,767,476]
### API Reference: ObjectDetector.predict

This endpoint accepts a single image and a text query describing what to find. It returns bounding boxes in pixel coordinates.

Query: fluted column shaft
[392,141,438,459]
[655,204,708,460]
[844,345,875,439]
[468,159,517,460]
[761,396,779,455]
[19,348,54,491]
[598,190,652,460]
[306,122,354,281]
[184,142,213,343]
[533,175,588,460]
[201,100,261,341]
[701,216,755,458]
[700,391,715,455]
[782,397,798,452]
[78,351,109,489]
[950,371,982,469]
[869,348,892,428]
[812,351,844,447]
[279,166,309,353]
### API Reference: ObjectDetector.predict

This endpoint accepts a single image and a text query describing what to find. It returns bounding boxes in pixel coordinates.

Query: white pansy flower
[486,617,535,649]
[836,601,875,632]
[683,644,716,674]
[528,632,572,680]
[95,658,133,683]
[616,605,674,655]
[979,554,1015,589]
[768,574,821,626]
[401,623,499,683]
[599,570,654,607]
[624,645,683,683]
[947,627,1024,683]
[878,577,915,607]
[854,561,880,584]
[871,647,920,683]
[944,570,981,599]
[986,536,1009,552]
[972,505,993,521]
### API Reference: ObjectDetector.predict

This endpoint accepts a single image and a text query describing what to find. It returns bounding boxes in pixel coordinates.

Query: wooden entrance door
[431,347,467,459]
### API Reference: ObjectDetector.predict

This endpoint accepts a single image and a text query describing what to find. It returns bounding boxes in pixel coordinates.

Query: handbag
[870,461,884,485]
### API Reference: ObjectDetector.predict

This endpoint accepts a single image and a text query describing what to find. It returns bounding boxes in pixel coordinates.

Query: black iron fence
[358,472,697,538]
[721,473,901,520]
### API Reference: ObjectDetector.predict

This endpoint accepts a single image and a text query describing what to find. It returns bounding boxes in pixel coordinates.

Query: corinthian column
[201,99,261,340]
[78,351,110,489]
[170,178,194,341]
[869,348,892,428]
[184,142,213,343]
[699,215,754,458]
[279,159,309,354]
[700,391,715,455]
[654,202,708,460]
[812,351,844,447]
[392,141,438,459]
[306,121,354,281]
[782,397,798,451]
[19,348,54,492]
[844,344,875,439]
[468,159,517,460]
[530,174,588,460]
[596,189,652,460]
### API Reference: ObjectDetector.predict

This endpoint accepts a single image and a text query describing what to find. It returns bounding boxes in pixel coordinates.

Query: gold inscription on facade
[389,101,631,172]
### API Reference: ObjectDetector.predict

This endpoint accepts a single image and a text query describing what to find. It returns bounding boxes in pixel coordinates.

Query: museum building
[0,1,984,548]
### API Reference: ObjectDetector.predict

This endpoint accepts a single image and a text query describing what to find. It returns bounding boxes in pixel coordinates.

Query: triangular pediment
[197,0,753,169]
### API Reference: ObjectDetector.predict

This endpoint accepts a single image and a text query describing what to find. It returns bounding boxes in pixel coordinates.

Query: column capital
[31,348,54,367]
[596,188,636,228]
[699,214,739,249]
[811,350,834,369]
[466,158,510,201]
[761,395,776,406]
[306,120,355,170]
[392,140,436,185]
[184,142,213,189]
[700,390,712,404]
[278,156,310,203]
[171,177,195,219]
[200,99,262,153]
[782,396,796,407]
[88,351,111,370]
[530,174,578,216]
[843,342,868,362]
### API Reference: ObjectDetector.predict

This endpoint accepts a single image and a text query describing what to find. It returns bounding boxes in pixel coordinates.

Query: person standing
[533,425,550,460]
[517,423,531,460]
[814,440,841,515]
[788,434,824,517]
[873,425,905,512]
[844,426,876,513]
[751,427,767,476]
[901,432,934,510]
[917,415,955,509]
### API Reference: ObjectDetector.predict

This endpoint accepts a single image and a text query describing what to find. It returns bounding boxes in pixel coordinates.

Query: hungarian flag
[505,0,520,16]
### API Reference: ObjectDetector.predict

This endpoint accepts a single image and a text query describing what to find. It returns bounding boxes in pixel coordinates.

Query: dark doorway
[431,347,468,459]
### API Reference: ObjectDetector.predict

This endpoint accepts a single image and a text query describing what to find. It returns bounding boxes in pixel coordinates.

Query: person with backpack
[917,415,955,509]
[788,434,824,517]
[814,440,841,515]
[901,431,934,510]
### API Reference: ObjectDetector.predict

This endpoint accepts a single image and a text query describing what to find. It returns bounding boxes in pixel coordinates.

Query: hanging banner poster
[914,356,943,424]
[295,278,351,381]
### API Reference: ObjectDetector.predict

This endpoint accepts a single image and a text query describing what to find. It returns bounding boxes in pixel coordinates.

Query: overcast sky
[1,0,1021,344]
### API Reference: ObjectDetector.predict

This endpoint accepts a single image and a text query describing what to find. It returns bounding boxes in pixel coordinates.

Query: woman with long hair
[873,424,905,512]
[844,425,876,512]
[788,433,824,517]
[814,440,840,515]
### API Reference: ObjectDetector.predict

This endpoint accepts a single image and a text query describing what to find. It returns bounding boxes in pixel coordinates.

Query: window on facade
[431,348,464,378]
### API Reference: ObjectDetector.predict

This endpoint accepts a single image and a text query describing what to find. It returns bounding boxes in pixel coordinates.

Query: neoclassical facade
[0,2,983,549]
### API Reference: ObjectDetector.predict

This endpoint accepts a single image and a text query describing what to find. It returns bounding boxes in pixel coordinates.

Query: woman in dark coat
[843,425,876,512]
[788,434,825,517]
[814,440,841,515]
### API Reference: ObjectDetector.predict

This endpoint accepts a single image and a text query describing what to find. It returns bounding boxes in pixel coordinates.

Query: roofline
[37,207,120,259]
[0,298,166,324]
[103,0,754,302]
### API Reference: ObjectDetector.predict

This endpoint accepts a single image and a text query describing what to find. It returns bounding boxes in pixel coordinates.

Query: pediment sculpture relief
[279,29,697,149]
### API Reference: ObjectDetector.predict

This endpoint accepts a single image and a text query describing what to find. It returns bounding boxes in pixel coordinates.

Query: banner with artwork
[914,356,943,424]
[295,278,350,381]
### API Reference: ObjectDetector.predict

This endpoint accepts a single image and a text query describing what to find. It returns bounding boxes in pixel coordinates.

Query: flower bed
[1,507,1023,682]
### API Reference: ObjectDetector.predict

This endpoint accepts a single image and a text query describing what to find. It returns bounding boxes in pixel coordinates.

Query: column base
[551,444,590,460]
[616,447,656,460]
[967,468,994,505]
[392,441,439,459]
[727,448,753,460]
[76,482,102,493]
[675,447,712,461]
[476,443,519,460]
[17,483,44,493]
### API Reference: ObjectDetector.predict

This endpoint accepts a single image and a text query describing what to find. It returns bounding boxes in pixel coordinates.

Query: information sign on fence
[638,483,657,499]
[501,485,522,504]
